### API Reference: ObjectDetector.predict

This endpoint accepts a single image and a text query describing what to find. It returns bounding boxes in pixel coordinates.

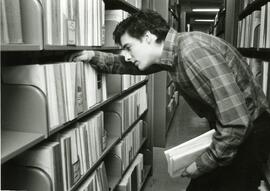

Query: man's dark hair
[113,9,170,46]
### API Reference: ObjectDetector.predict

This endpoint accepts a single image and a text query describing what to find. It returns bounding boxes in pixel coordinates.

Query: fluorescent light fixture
[194,19,214,22]
[192,8,219,12]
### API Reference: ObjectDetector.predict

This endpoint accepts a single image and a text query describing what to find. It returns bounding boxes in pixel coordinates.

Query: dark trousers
[186,112,270,191]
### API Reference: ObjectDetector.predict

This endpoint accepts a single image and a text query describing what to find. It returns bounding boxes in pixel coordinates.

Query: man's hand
[181,162,201,179]
[70,50,95,62]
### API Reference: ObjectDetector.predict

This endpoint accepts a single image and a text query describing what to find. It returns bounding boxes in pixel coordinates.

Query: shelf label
[67,19,76,45]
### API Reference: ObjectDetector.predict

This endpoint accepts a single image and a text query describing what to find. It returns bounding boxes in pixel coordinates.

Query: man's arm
[182,42,251,175]
[89,51,166,75]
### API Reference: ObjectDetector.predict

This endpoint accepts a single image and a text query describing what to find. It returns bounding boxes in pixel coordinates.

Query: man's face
[120,31,161,71]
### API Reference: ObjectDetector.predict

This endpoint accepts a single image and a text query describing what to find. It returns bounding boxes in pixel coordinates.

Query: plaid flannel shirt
[89,28,270,174]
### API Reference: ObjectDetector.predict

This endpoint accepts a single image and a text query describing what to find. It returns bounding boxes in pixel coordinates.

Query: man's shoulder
[176,31,212,48]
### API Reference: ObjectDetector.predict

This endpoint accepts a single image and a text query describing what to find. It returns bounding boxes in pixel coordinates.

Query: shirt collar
[159,28,178,67]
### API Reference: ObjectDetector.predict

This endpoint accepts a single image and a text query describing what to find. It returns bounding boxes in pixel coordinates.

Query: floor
[143,97,210,191]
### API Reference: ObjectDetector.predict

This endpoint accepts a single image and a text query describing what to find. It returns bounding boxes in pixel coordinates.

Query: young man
[73,10,270,191]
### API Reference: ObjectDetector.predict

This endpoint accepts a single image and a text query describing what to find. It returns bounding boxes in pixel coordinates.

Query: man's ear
[144,31,156,44]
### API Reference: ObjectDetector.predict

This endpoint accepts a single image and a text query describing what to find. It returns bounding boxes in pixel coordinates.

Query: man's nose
[121,50,135,62]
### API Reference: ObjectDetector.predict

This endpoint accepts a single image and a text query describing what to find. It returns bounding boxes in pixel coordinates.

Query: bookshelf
[1,130,45,164]
[104,0,139,13]
[238,0,269,20]
[1,44,43,51]
[1,0,154,190]
[238,48,270,60]
[234,0,270,186]
[151,0,180,147]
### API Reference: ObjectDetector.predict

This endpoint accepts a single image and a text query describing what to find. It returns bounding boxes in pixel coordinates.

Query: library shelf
[43,45,121,51]
[110,137,148,191]
[238,48,270,60]
[104,0,139,13]
[2,47,121,65]
[238,0,269,20]
[49,79,148,136]
[1,130,45,164]
[70,136,120,191]
[71,124,147,191]
[1,44,43,51]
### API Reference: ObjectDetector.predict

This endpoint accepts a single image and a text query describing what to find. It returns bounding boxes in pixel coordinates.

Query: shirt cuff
[195,150,218,174]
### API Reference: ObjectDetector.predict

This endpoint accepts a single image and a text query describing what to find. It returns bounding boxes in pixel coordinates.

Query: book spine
[4,0,23,43]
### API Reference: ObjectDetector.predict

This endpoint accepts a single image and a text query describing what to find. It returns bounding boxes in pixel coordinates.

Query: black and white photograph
[1,0,270,190]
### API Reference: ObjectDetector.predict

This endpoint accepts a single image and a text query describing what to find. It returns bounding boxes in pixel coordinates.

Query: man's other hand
[181,162,201,179]
[70,50,95,62]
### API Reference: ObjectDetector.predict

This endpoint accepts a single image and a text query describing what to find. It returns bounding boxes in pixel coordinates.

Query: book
[262,61,269,96]
[164,129,215,178]
[259,5,267,48]
[4,0,23,43]
[0,0,9,44]
[105,10,126,46]
[250,10,261,48]
[118,153,143,191]
[266,2,270,48]
[20,0,43,44]
[41,0,53,44]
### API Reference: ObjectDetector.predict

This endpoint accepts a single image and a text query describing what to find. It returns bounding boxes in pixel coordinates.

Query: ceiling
[181,0,225,27]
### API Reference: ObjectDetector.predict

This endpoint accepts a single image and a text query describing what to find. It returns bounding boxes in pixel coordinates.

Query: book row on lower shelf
[1,78,148,162]
[237,2,270,48]
[2,109,149,191]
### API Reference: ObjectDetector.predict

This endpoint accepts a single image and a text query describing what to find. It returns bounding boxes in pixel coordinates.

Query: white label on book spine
[67,19,76,45]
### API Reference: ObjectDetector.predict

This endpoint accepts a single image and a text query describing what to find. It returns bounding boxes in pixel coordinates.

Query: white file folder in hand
[164,129,215,178]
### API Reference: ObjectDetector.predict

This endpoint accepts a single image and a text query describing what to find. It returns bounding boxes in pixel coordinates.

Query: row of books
[2,63,147,132]
[0,0,35,44]
[237,3,270,48]
[2,97,147,191]
[3,159,109,191]
[0,0,105,46]
[108,120,144,174]
[4,111,106,191]
[117,153,144,191]
[106,86,148,133]
[2,62,105,130]
[0,0,143,47]
[122,75,147,91]
[246,58,270,100]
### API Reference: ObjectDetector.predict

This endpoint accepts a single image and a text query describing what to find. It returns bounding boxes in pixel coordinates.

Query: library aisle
[142,97,210,191]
